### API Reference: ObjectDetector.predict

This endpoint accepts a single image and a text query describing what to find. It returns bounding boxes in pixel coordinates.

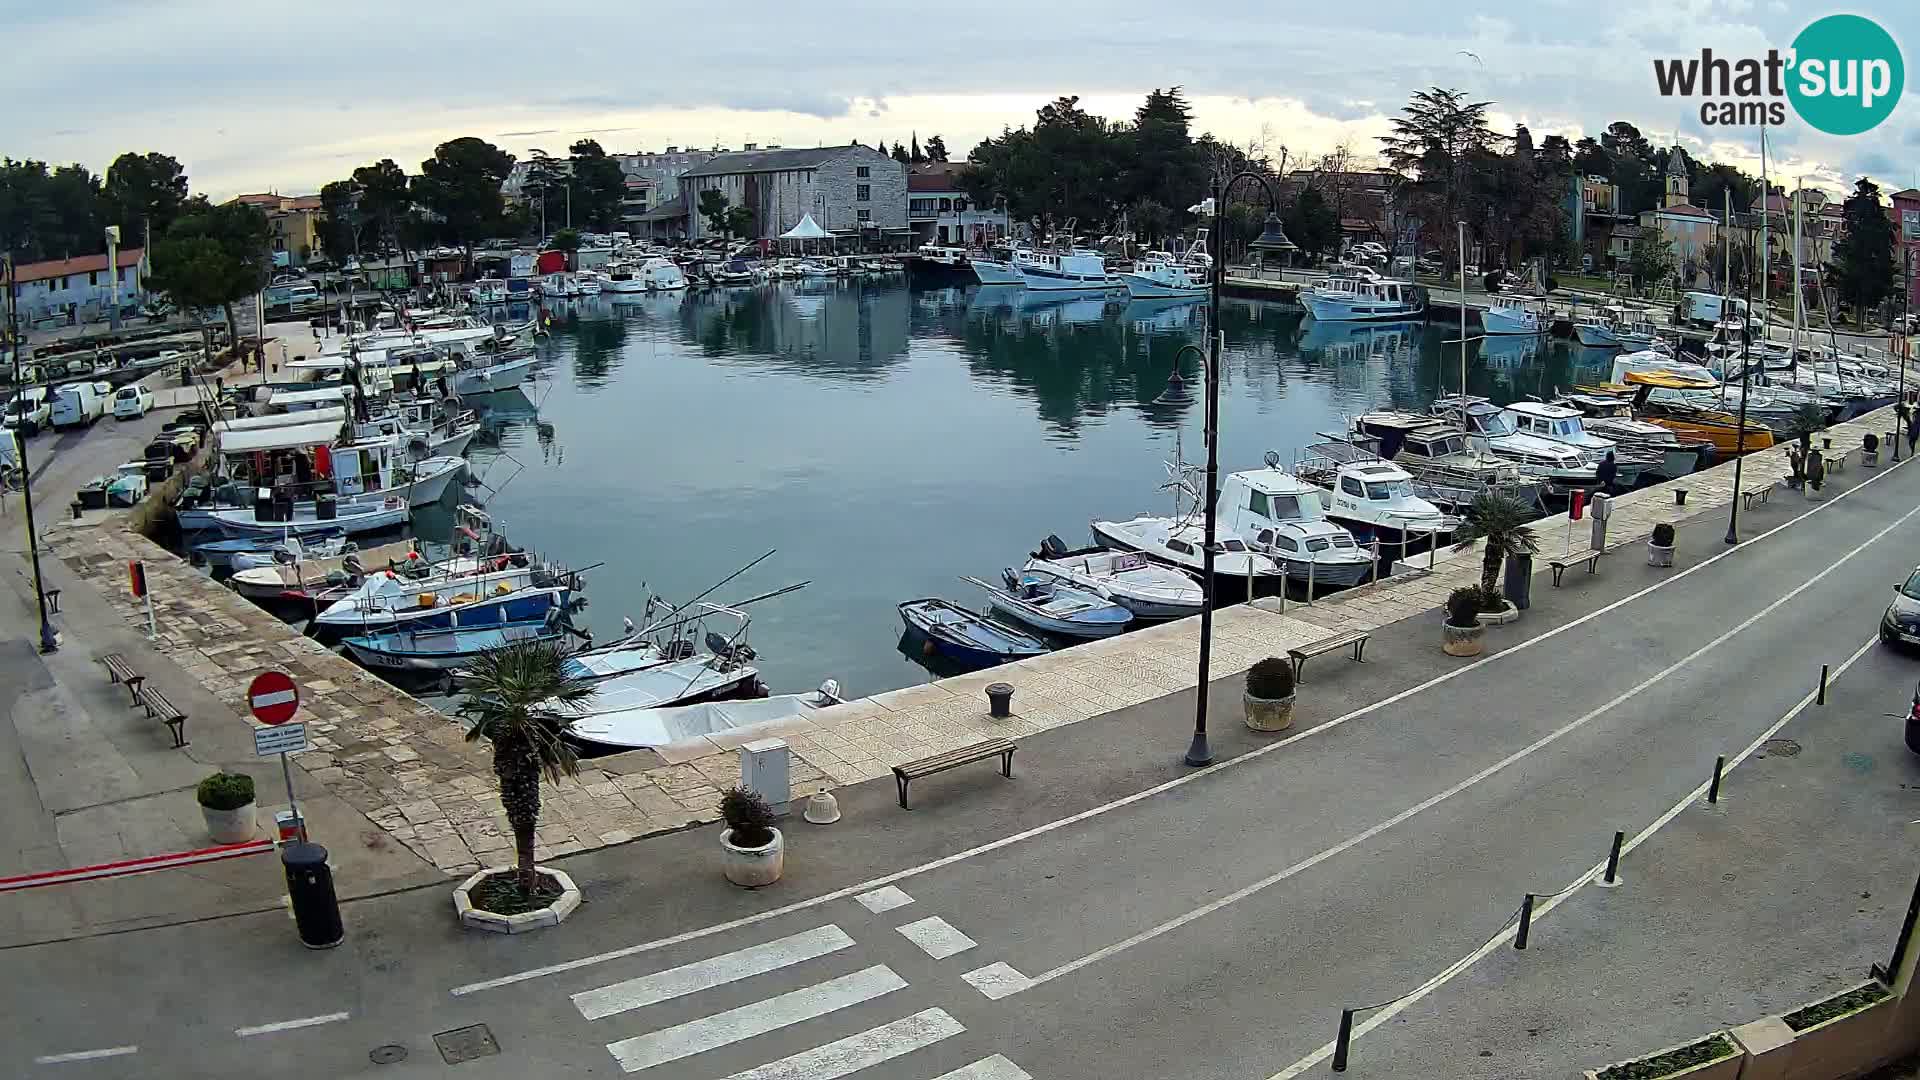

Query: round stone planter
[721,827,785,888]
[1442,621,1484,657]
[453,866,582,934]
[201,802,257,844]
[1477,601,1520,626]
[1243,691,1296,732]
[1648,542,1675,568]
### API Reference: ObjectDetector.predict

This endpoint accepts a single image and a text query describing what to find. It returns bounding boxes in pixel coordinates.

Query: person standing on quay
[1595,450,1618,496]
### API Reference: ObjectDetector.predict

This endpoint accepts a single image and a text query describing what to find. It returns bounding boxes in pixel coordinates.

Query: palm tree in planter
[1442,586,1486,656]
[456,640,596,908]
[1450,491,1539,617]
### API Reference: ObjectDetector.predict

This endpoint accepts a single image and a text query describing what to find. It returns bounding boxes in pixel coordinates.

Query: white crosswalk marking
[715,1008,964,1080]
[961,962,1032,1000]
[934,1055,1035,1080]
[853,885,915,913]
[895,916,977,960]
[605,964,908,1073]
[573,925,855,1020]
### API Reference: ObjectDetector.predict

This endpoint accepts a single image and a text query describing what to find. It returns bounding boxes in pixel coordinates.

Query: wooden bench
[1287,630,1372,681]
[1825,451,1848,474]
[1547,548,1604,586]
[894,738,1014,809]
[101,652,144,705]
[1741,485,1773,511]
[135,685,189,748]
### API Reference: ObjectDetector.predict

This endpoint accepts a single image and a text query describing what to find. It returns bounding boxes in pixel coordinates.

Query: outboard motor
[1039,534,1069,560]
[1002,568,1022,593]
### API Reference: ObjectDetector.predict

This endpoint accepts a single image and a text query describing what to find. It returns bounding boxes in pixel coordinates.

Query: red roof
[1891,188,1920,201]
[1652,203,1714,218]
[11,248,145,284]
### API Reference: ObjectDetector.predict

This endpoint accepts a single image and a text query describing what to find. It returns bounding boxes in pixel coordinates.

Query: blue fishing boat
[193,529,348,570]
[966,570,1133,639]
[898,598,1049,670]
[341,615,568,673]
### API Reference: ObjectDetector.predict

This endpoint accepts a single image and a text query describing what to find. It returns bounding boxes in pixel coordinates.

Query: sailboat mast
[1759,127,1771,345]
[1457,220,1468,410]
[1793,178,1804,355]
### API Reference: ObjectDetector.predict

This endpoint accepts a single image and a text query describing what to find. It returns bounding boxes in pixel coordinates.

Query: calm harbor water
[461,283,1616,700]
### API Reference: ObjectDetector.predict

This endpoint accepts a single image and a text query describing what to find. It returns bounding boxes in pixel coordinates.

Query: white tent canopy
[780,214,831,241]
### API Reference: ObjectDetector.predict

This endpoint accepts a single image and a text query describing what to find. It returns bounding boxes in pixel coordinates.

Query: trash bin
[281,842,344,949]
[1503,552,1533,611]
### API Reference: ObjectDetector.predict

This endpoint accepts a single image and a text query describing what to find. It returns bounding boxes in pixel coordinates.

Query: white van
[50,382,106,429]
[1682,292,1749,329]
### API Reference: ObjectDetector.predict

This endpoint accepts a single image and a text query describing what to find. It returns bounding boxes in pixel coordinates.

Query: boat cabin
[1503,401,1615,453]
[1218,465,1362,554]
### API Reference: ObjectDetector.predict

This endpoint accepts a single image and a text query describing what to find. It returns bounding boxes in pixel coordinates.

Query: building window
[939,198,952,213]
[857,209,871,223]
[856,166,870,178]
[857,184,870,202]
[89,271,98,286]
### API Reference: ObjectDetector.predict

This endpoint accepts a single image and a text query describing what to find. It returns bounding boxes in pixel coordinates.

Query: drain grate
[369,1045,407,1065]
[434,1024,500,1065]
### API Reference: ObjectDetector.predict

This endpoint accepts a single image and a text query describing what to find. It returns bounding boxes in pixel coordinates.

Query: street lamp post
[3,255,59,652]
[1188,169,1295,768]
[1724,257,1754,545]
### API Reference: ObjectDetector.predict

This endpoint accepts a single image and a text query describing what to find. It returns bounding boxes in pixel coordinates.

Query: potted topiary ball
[1243,657,1297,732]
[1442,586,1486,657]
[196,771,257,843]
[1648,522,1676,567]
[719,787,784,887]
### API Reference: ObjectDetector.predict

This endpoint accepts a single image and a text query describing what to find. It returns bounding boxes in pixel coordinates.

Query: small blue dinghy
[898,598,1049,670]
[341,615,567,673]
[966,570,1134,639]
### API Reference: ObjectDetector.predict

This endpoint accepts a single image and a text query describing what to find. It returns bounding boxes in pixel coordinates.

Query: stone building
[678,144,908,246]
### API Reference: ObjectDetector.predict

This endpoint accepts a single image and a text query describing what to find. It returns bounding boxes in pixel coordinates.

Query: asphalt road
[6,455,1920,1079]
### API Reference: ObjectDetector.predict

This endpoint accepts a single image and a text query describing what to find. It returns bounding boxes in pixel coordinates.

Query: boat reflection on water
[1477,332,1546,369]
[1123,296,1207,332]
[1296,319,1422,363]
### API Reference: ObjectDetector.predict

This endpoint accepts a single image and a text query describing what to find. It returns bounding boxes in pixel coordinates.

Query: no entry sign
[247,671,300,726]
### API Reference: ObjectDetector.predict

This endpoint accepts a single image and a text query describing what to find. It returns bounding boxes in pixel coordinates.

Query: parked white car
[112,383,155,420]
[3,387,52,433]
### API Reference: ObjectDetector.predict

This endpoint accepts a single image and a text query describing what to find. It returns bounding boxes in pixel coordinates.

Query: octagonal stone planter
[453,866,582,934]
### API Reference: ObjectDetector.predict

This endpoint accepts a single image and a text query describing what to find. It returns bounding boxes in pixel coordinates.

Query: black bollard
[1515,894,1535,950]
[985,682,1014,719]
[1818,664,1829,705]
[1331,1009,1355,1072]
[282,842,344,949]
[1602,830,1624,886]
[1708,755,1725,804]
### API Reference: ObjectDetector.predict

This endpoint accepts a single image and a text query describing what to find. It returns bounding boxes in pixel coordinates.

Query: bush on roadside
[1246,657,1295,700]
[195,772,255,810]
[1446,587,1484,628]
[721,787,776,848]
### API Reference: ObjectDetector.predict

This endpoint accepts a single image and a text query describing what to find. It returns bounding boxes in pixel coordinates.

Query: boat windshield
[1903,570,1920,601]
[1430,436,1466,456]
[1365,479,1413,500]
[1268,494,1304,519]
[1304,537,1331,551]
[1218,539,1247,552]
[1480,412,1517,436]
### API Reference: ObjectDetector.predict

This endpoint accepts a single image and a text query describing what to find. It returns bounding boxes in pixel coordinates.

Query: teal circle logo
[1787,14,1904,136]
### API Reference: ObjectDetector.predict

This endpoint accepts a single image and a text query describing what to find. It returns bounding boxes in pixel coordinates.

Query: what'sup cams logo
[1653,14,1904,135]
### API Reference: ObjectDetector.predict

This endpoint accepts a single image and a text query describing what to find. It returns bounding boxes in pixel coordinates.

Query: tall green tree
[910,133,924,163]
[1828,176,1895,326]
[924,134,949,163]
[1284,185,1340,259]
[317,180,362,262]
[457,641,596,893]
[102,152,189,244]
[350,158,411,252]
[697,189,733,236]
[1379,87,1500,258]
[567,139,627,232]
[1627,230,1677,292]
[723,205,755,240]
[413,137,514,251]
[890,142,911,164]
[146,202,271,340]
[550,227,581,253]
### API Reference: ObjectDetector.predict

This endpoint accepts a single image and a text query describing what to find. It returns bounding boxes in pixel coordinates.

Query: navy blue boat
[898,598,1049,670]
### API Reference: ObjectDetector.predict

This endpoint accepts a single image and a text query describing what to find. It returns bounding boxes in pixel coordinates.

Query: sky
[3,0,1916,201]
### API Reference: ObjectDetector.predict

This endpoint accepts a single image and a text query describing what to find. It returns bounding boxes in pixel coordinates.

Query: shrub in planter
[1244,657,1297,732]
[719,786,784,887]
[1442,586,1486,657]
[1590,1033,1737,1080]
[1648,522,1676,568]
[196,771,257,843]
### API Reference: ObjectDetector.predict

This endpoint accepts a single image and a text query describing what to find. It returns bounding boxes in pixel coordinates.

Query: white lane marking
[853,885,915,914]
[573,925,854,1021]
[33,1047,138,1064]
[449,455,1912,997]
[234,1011,351,1037]
[605,965,907,1073]
[961,962,1032,1000]
[936,1055,1035,1080]
[896,915,977,959]
[1016,493,1920,994]
[716,1007,963,1080]
[1266,631,1883,1079]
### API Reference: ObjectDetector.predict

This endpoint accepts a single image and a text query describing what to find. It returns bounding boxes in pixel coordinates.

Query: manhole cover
[369,1045,407,1065]
[435,1024,500,1064]
[1759,738,1802,758]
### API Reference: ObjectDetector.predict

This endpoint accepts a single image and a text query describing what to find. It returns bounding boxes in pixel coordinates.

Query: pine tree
[1829,177,1895,327]
[891,142,911,164]
[910,133,924,163]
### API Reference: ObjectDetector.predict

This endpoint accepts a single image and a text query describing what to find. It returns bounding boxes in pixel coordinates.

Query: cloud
[2,0,1912,197]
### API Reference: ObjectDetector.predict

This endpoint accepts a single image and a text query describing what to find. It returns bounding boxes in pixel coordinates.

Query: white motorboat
[1024,536,1204,620]
[1552,393,1709,479]
[1300,271,1424,322]
[1436,396,1600,491]
[314,565,572,636]
[1482,294,1547,335]
[452,354,535,396]
[1503,401,1651,485]
[1017,245,1121,293]
[1610,350,1717,386]
[1090,515,1286,593]
[1573,308,1622,348]
[228,533,356,573]
[965,570,1134,639]
[568,682,843,752]
[207,496,411,539]
[1293,448,1461,539]
[600,267,649,294]
[1217,463,1376,587]
[1120,250,1209,300]
[1349,412,1546,510]
[969,252,1026,286]
[179,426,465,532]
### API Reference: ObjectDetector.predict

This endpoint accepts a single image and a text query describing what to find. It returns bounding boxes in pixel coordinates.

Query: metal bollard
[1818,663,1829,705]
[1602,830,1624,886]
[1707,755,1725,804]
[1331,1008,1355,1072]
[1370,539,1380,585]
[1307,557,1317,604]
[1515,893,1535,950]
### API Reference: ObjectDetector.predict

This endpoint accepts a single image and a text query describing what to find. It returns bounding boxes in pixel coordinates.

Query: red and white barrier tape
[0,839,276,892]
